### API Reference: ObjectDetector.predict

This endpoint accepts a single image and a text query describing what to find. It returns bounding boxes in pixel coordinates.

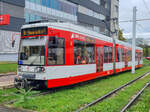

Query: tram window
[140,52,142,60]
[117,48,121,62]
[47,37,65,65]
[135,52,138,61]
[19,46,45,65]
[128,50,132,61]
[122,49,125,61]
[74,40,85,64]
[108,47,112,63]
[86,42,95,64]
[120,48,122,62]
[104,46,108,63]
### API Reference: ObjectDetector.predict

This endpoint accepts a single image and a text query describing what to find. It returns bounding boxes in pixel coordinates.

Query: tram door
[138,53,140,65]
[97,47,103,72]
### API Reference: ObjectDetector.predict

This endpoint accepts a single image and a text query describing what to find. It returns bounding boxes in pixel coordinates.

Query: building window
[25,12,42,22]
[47,0,50,8]
[36,0,41,5]
[30,14,36,22]
[41,0,46,6]
[50,0,55,9]
[86,42,95,64]
[35,15,41,21]
[30,0,35,3]
[74,40,85,64]
[47,37,65,65]
[25,12,30,23]
[93,26,100,33]
[100,26,106,35]
[27,0,77,16]
[90,0,100,5]
[115,5,119,14]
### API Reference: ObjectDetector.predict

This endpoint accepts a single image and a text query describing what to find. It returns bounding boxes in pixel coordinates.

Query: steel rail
[120,81,150,112]
[75,71,150,112]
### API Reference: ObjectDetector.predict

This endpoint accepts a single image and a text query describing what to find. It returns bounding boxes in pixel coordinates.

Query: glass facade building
[25,0,77,23]
[25,0,111,36]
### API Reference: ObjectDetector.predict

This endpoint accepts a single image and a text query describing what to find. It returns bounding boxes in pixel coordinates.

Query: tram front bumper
[14,75,47,89]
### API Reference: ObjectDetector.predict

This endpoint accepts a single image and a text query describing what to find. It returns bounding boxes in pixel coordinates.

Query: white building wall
[0,30,20,61]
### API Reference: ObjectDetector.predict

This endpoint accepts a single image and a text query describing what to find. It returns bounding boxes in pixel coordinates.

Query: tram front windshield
[18,36,46,66]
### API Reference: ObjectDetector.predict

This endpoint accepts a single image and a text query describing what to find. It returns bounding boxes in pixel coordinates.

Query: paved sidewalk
[0,72,16,77]
[0,75,16,89]
[0,105,31,112]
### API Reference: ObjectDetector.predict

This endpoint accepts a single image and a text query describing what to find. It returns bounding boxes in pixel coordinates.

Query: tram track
[120,81,150,112]
[75,71,150,112]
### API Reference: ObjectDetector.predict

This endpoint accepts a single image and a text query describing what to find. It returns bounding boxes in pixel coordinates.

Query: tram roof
[22,22,142,51]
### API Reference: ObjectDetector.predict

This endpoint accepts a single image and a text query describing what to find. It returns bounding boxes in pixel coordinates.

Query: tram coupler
[14,76,30,91]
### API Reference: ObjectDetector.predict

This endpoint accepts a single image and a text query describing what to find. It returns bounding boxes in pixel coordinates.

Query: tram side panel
[46,29,71,87]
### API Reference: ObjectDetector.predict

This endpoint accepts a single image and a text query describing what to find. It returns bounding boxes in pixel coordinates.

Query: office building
[25,0,111,35]
[0,0,25,61]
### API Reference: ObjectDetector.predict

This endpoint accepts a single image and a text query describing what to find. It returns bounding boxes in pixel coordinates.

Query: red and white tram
[15,22,143,89]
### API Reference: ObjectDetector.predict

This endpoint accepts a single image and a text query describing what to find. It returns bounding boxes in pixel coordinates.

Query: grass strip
[0,62,17,73]
[0,88,18,103]
[127,86,150,112]
[82,71,150,112]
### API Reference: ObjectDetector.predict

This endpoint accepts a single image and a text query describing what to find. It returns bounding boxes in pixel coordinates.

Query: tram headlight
[35,67,45,73]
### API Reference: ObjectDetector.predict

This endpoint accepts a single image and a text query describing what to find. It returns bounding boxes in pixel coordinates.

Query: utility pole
[132,7,137,74]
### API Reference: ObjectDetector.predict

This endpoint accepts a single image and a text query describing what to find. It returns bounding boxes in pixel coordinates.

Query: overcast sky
[119,0,150,37]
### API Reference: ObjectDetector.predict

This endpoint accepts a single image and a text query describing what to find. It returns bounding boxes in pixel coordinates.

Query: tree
[118,29,126,41]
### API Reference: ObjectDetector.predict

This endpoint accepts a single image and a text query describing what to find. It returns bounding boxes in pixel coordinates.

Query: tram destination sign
[21,26,48,36]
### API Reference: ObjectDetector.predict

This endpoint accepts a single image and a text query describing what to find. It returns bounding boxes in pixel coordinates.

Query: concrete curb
[0,73,16,77]
[0,82,14,89]
[0,105,35,112]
